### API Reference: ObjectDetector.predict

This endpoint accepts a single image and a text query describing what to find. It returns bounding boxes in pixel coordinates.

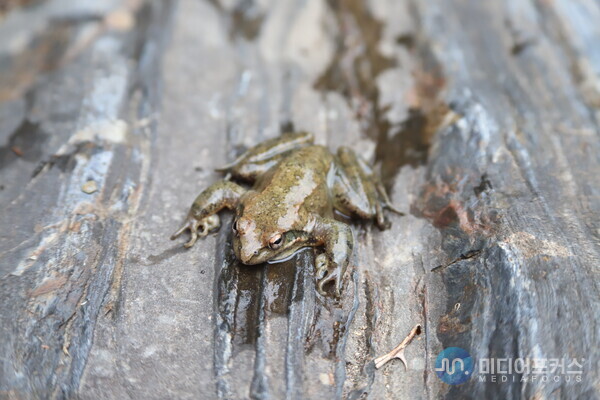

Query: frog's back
[255,145,332,190]
[279,145,333,172]
[246,145,334,230]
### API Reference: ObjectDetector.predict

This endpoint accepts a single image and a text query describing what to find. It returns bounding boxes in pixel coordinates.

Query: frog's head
[231,213,308,265]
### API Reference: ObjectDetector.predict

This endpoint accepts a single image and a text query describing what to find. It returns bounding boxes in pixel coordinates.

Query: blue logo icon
[435,347,474,384]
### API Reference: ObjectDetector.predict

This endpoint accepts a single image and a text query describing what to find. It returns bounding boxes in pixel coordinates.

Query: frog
[171,132,402,297]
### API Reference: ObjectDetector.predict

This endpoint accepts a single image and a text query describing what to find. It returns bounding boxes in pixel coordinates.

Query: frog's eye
[232,219,238,235]
[269,233,283,249]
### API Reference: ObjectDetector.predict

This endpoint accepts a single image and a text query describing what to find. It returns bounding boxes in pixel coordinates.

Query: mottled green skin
[171,132,401,296]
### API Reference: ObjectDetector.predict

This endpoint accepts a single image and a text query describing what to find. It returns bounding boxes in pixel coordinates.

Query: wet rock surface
[0,0,599,399]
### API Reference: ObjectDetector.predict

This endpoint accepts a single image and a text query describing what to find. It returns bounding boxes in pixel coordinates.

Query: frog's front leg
[312,217,354,297]
[171,181,246,248]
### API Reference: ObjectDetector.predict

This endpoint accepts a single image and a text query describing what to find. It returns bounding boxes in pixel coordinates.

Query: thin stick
[374,324,422,370]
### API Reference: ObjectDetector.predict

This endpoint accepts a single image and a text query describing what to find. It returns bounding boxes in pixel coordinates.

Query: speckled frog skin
[171,132,401,296]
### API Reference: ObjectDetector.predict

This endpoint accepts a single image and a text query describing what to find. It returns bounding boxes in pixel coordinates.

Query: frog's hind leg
[332,147,403,230]
[216,131,314,182]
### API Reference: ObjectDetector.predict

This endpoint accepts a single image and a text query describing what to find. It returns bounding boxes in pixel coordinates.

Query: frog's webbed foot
[316,253,344,298]
[375,201,405,230]
[171,214,220,248]
[376,181,405,216]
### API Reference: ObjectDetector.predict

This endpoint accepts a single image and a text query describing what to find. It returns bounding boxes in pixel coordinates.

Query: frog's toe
[317,277,329,296]
[317,269,342,298]
[315,253,328,279]
[183,229,199,248]
[171,217,196,240]
[171,217,201,247]
[376,181,405,216]
[316,257,343,298]
[170,225,187,241]
[376,209,392,231]
[384,202,405,216]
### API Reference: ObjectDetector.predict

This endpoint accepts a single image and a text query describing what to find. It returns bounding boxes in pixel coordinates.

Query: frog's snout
[239,248,258,264]
[233,236,261,265]
[239,248,259,264]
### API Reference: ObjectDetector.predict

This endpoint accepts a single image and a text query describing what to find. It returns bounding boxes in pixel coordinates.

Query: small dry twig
[374,324,422,370]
